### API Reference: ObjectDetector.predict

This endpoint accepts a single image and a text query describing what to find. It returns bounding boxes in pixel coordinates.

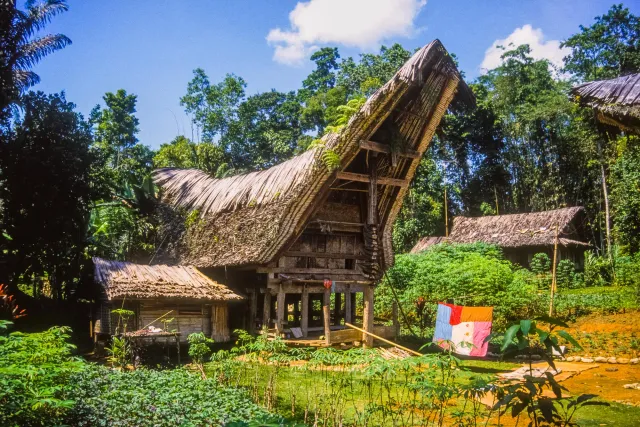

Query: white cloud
[480,25,570,72]
[267,0,427,66]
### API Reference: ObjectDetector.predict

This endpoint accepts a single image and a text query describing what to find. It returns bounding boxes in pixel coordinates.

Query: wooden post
[334,292,342,325]
[549,224,559,316]
[249,291,257,334]
[363,286,374,348]
[323,287,331,346]
[345,287,352,324]
[262,292,271,331]
[392,302,400,338]
[323,305,331,346]
[301,286,309,337]
[276,287,285,335]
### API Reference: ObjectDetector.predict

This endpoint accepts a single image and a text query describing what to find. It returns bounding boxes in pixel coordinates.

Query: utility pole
[442,161,450,237]
[549,224,559,316]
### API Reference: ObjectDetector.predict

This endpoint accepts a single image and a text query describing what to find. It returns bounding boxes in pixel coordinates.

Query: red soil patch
[560,364,640,406]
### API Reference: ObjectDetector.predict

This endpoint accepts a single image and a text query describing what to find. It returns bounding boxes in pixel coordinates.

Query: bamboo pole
[549,224,559,316]
[344,323,422,357]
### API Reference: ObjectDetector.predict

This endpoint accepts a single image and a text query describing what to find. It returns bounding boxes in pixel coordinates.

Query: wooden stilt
[323,305,331,347]
[334,292,342,325]
[345,287,352,324]
[262,292,271,331]
[249,291,257,334]
[301,286,309,337]
[392,301,400,338]
[363,286,374,348]
[276,287,285,335]
[323,287,331,346]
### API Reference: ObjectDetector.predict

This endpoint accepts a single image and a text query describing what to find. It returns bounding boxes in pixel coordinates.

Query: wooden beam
[345,323,422,356]
[368,153,378,226]
[258,267,363,275]
[359,140,420,159]
[336,171,409,188]
[301,286,309,337]
[283,251,367,260]
[323,288,331,346]
[267,282,368,295]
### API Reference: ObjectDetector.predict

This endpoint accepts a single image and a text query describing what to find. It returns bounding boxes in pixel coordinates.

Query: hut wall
[98,300,233,343]
[211,303,230,342]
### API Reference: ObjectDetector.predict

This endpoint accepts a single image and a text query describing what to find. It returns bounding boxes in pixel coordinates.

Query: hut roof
[93,257,244,302]
[447,207,588,248]
[410,236,447,253]
[154,39,471,269]
[571,73,640,132]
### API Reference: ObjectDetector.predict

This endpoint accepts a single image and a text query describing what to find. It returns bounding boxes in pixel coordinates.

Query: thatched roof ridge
[153,39,469,268]
[93,257,244,302]
[572,73,640,132]
[410,236,447,253]
[448,207,588,248]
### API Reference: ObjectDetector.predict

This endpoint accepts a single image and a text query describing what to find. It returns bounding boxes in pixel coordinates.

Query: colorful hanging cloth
[433,303,493,357]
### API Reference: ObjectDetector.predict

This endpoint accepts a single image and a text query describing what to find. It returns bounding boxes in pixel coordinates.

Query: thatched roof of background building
[93,257,244,302]
[154,39,471,269]
[410,236,447,253]
[572,73,640,133]
[411,207,588,253]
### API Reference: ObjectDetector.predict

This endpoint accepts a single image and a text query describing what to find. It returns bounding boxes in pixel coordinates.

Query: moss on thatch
[572,73,640,133]
[153,39,471,269]
[93,257,244,302]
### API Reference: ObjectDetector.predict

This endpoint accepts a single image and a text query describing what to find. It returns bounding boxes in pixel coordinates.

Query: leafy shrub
[378,243,539,331]
[65,365,278,426]
[530,252,551,274]
[0,324,280,426]
[0,324,85,426]
[556,259,578,289]
[554,287,637,320]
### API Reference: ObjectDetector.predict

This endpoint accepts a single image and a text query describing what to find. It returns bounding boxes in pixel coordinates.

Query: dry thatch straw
[571,73,640,133]
[411,207,589,253]
[153,39,471,269]
[93,257,244,302]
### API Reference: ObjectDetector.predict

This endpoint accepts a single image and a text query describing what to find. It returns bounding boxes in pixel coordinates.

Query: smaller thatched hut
[93,258,244,343]
[411,207,590,268]
[571,73,640,133]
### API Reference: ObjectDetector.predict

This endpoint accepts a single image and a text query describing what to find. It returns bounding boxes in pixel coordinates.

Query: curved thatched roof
[93,258,244,302]
[572,73,640,132]
[154,39,470,269]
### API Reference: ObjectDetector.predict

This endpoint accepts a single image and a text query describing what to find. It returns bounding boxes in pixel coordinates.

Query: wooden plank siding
[98,300,232,343]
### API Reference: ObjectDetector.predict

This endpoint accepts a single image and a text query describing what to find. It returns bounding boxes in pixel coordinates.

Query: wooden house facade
[145,40,470,347]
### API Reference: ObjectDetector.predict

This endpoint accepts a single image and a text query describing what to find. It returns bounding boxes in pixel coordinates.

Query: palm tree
[0,0,71,113]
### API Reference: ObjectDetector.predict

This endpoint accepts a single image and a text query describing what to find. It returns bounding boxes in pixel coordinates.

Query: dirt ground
[563,311,640,359]
[560,363,640,406]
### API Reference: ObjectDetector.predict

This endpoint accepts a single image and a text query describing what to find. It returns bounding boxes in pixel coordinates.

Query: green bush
[379,243,539,331]
[554,287,638,320]
[0,323,279,426]
[65,365,278,426]
[530,252,551,275]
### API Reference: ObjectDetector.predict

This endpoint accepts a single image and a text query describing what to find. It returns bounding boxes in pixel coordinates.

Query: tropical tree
[562,4,640,81]
[0,0,71,118]
[0,92,94,298]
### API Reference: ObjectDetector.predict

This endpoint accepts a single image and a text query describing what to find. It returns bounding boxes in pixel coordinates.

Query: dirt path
[560,363,640,406]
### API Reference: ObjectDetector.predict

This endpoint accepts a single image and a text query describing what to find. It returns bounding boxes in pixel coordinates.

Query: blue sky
[28,0,635,148]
